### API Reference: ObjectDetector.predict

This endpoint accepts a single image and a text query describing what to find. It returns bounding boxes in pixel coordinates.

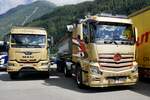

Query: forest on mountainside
[27,0,150,43]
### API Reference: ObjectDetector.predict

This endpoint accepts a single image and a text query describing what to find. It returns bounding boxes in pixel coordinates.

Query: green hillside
[0,0,56,39]
[27,0,150,43]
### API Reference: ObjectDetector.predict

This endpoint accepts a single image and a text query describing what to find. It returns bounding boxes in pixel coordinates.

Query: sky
[0,0,93,15]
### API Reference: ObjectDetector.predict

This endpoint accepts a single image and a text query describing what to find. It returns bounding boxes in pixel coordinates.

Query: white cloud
[48,0,93,6]
[0,0,29,14]
[0,0,93,15]
[0,0,34,15]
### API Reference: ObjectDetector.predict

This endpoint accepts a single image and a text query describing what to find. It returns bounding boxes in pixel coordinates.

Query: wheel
[64,65,71,77]
[9,72,19,80]
[57,61,64,72]
[41,71,49,79]
[76,66,85,88]
[56,63,61,72]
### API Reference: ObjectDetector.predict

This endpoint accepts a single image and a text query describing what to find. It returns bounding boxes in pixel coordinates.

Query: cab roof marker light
[99,13,113,17]
[115,14,128,18]
[96,13,128,19]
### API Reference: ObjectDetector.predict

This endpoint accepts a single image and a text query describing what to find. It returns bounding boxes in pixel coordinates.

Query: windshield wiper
[113,40,118,45]
[13,44,28,48]
[121,41,134,45]
[104,40,112,44]
[27,43,43,48]
[104,40,118,46]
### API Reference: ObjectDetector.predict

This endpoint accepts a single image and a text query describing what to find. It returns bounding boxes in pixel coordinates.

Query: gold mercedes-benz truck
[7,27,50,79]
[64,14,138,88]
[129,6,150,78]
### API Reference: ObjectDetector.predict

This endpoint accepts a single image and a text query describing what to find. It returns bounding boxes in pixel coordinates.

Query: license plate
[117,77,126,83]
[108,77,126,83]
[23,64,32,67]
[116,79,123,83]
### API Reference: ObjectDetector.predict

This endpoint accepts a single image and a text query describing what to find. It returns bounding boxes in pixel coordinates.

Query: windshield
[89,22,135,45]
[11,34,46,48]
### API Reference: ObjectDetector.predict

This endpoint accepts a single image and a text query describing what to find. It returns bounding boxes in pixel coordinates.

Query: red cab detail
[113,53,122,61]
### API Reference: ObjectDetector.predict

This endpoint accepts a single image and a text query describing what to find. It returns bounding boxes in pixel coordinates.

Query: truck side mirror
[48,36,54,47]
[67,25,74,32]
[4,42,9,51]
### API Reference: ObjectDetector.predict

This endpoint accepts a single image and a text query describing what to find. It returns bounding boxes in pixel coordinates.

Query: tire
[57,61,64,72]
[41,71,49,79]
[76,66,85,88]
[56,63,62,72]
[64,65,71,77]
[9,72,19,80]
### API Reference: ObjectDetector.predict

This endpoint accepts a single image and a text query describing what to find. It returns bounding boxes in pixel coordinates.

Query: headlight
[8,63,15,66]
[132,62,138,73]
[133,61,138,66]
[132,66,138,73]
[41,62,48,66]
[90,66,102,75]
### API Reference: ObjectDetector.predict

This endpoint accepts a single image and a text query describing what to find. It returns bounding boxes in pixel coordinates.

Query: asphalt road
[0,71,150,100]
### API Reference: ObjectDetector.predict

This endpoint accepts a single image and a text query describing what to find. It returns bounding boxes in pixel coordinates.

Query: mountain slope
[27,0,150,43]
[0,0,56,37]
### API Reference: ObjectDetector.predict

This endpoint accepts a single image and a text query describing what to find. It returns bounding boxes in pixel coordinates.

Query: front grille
[19,59,38,63]
[99,53,134,71]
[20,59,27,62]
[20,67,36,72]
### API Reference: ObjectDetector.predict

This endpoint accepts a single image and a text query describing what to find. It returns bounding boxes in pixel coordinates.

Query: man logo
[22,56,34,58]
[24,51,32,55]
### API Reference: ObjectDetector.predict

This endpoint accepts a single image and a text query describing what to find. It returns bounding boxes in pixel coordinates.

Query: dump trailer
[63,14,138,88]
[7,27,50,79]
[129,6,150,78]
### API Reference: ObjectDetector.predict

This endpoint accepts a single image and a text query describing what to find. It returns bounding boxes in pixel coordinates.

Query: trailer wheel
[9,72,19,80]
[76,66,85,88]
[64,65,71,77]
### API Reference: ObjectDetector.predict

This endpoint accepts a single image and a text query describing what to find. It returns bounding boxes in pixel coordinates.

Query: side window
[89,23,96,42]
[83,23,89,43]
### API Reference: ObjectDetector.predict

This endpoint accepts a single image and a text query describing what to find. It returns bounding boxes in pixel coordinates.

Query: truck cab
[64,14,138,88]
[7,27,50,79]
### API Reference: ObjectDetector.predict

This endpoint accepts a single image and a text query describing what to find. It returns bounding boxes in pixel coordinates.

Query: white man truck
[63,14,138,88]
[7,27,50,79]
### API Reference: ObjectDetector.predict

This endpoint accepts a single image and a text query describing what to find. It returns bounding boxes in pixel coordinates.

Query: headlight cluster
[90,66,102,75]
[132,62,138,73]
[132,66,138,73]
[8,63,15,66]
[133,61,138,66]
[41,62,48,66]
